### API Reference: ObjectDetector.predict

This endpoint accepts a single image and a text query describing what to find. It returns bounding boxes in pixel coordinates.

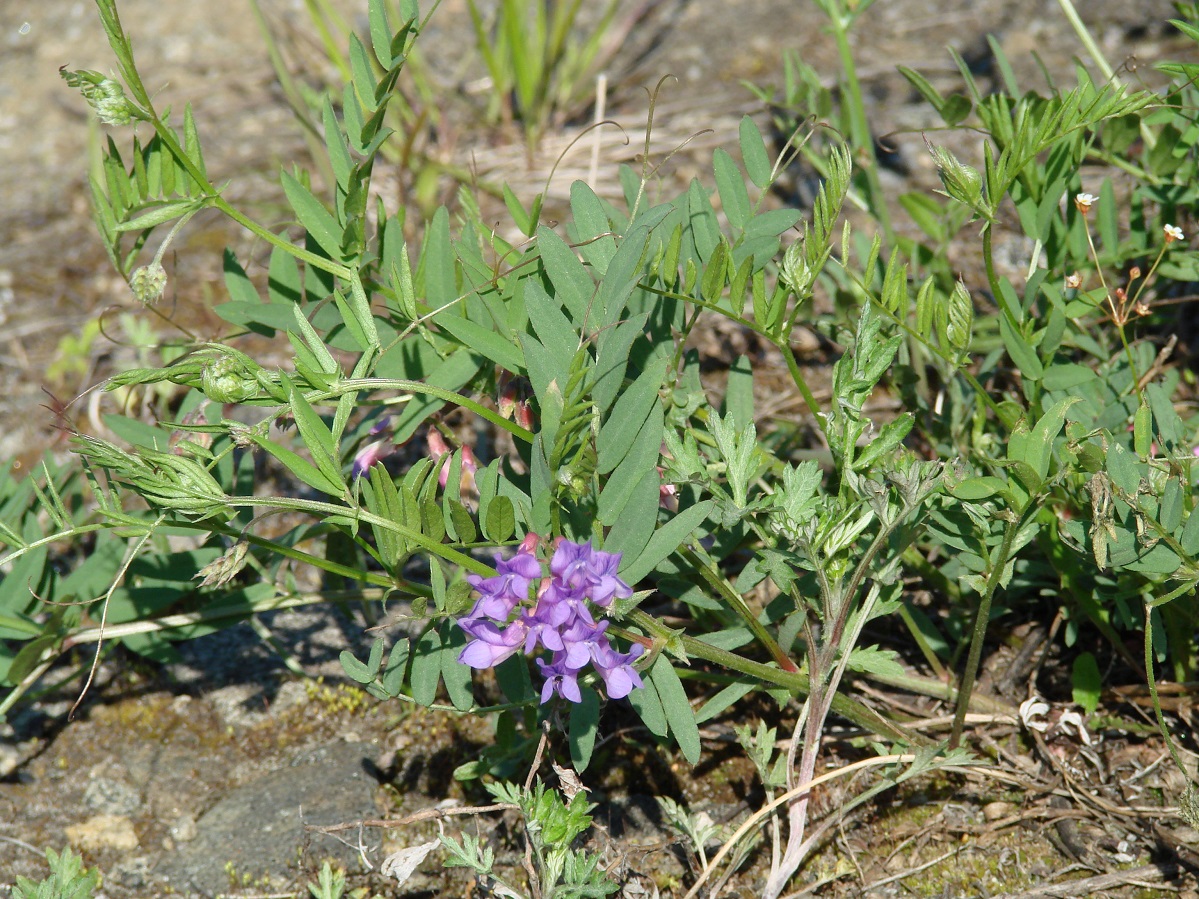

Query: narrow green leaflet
[537,225,593,322]
[341,636,385,684]
[651,655,701,765]
[598,402,664,525]
[410,625,444,707]
[601,468,660,562]
[695,680,756,724]
[441,622,475,711]
[281,170,344,261]
[626,672,668,736]
[249,433,343,497]
[287,383,345,494]
[568,687,601,771]
[621,500,715,583]
[739,115,773,189]
[713,149,751,231]
[597,359,665,474]
[1025,396,1080,481]
[999,312,1043,380]
[525,280,580,357]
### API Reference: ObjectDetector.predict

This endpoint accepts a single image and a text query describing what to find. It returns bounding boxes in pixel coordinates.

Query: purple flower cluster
[457,539,644,703]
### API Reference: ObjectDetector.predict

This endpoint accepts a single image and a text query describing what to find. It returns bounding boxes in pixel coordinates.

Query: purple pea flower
[465,550,542,620]
[458,616,529,669]
[558,618,611,671]
[549,539,595,590]
[536,654,583,704]
[549,540,631,607]
[591,640,645,699]
[455,539,644,704]
[582,547,633,607]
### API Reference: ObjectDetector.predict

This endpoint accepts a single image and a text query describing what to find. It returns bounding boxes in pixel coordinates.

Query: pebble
[83,776,141,815]
[0,743,19,779]
[169,813,198,843]
[982,801,1016,822]
[65,814,140,852]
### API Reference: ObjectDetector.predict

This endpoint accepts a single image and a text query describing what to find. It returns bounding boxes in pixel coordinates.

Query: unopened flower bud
[201,354,257,404]
[130,262,167,305]
[514,401,534,432]
[1064,272,1082,290]
[60,69,140,126]
[927,142,986,216]
[781,240,815,299]
[1128,266,1142,280]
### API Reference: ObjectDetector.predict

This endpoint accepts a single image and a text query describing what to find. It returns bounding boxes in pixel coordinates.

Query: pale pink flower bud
[515,401,534,431]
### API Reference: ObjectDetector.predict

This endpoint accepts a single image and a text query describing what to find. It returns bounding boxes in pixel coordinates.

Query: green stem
[623,610,928,746]
[775,337,826,425]
[1143,603,1193,784]
[949,515,1020,748]
[681,547,799,673]
[1055,0,1115,82]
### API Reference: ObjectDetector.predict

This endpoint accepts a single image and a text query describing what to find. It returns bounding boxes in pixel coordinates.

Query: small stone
[65,814,139,852]
[170,813,198,843]
[0,742,20,778]
[84,776,141,814]
[110,856,153,888]
[982,801,1015,822]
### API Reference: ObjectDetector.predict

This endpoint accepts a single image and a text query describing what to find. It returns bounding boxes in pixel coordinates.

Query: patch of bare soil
[2,0,1198,896]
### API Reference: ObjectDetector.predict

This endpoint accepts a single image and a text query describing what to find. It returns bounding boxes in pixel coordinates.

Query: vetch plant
[7,0,1199,894]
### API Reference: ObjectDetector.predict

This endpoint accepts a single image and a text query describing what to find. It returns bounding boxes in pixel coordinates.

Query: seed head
[130,262,167,305]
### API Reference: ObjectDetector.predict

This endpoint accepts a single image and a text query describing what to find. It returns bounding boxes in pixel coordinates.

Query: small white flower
[1019,696,1050,732]
[1164,223,1184,243]
[1057,709,1093,745]
[1064,271,1082,290]
[1074,192,1097,213]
